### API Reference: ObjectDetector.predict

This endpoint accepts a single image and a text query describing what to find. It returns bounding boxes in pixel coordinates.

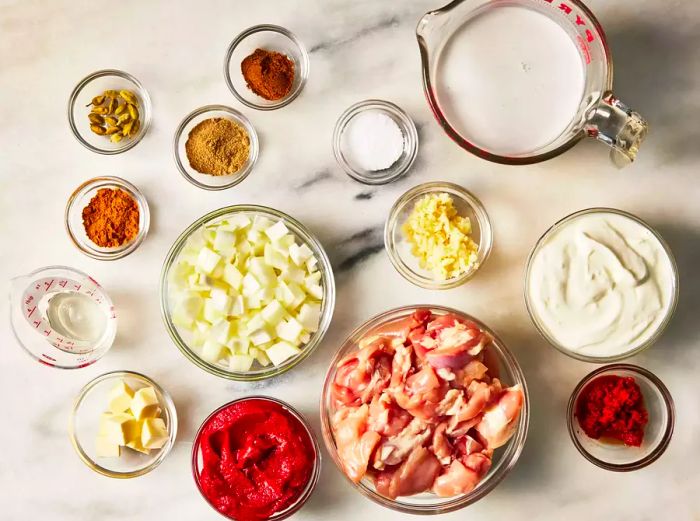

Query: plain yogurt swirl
[527,211,676,358]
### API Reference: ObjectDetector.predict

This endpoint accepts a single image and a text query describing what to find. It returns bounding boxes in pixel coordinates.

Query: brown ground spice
[82,188,140,248]
[185,117,250,176]
[241,48,295,101]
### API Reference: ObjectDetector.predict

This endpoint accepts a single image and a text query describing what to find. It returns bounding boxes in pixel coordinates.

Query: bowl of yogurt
[525,208,678,362]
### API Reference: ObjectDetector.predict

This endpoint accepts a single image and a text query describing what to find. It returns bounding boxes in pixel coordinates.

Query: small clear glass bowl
[524,208,679,362]
[385,182,493,289]
[321,305,529,514]
[333,99,419,185]
[65,176,150,260]
[160,205,335,381]
[68,69,151,155]
[224,25,309,111]
[173,105,259,191]
[567,364,674,471]
[192,396,321,520]
[69,370,178,479]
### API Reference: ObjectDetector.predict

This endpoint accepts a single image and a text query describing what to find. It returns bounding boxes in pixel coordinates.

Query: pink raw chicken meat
[331,310,523,499]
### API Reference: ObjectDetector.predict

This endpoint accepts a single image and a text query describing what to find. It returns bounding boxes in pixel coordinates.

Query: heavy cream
[527,211,676,358]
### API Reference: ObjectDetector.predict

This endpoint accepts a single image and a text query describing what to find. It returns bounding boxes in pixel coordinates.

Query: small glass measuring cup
[417,0,648,165]
[9,266,117,369]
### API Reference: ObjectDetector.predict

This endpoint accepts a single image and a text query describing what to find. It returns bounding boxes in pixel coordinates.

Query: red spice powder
[576,374,648,447]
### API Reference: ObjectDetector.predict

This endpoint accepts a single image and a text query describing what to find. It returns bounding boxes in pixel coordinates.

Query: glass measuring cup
[417,0,648,166]
[9,266,117,369]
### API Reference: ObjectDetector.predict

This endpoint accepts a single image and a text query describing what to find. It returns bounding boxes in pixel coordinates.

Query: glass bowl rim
[320,304,530,514]
[332,99,419,185]
[223,24,310,111]
[64,176,150,260]
[68,370,178,479]
[523,207,679,362]
[566,363,675,471]
[191,395,322,521]
[9,265,117,369]
[384,181,493,289]
[172,104,260,191]
[159,204,336,381]
[67,69,151,155]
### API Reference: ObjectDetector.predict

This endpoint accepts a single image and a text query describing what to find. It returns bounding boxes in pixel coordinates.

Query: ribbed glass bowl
[320,305,529,514]
[160,205,335,381]
[69,371,177,479]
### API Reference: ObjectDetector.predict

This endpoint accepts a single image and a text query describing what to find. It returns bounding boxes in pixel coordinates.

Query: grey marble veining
[1,0,698,519]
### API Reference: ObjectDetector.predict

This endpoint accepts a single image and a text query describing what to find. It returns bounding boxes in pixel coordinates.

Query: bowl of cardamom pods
[68,69,152,155]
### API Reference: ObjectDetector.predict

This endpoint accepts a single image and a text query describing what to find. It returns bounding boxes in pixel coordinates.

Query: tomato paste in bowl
[192,397,320,521]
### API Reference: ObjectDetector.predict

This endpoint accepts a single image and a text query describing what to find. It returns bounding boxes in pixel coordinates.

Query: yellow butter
[96,435,121,458]
[103,413,135,445]
[130,387,160,420]
[108,380,135,414]
[141,418,169,449]
[126,437,150,455]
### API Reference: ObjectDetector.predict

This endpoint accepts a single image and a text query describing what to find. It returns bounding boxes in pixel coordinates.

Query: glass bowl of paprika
[65,176,150,260]
[224,25,309,111]
[567,364,675,472]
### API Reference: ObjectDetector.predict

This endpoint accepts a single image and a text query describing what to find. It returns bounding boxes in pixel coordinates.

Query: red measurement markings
[33,319,41,328]
[44,279,55,292]
[38,359,56,367]
[27,306,37,318]
[59,280,68,288]
[24,295,34,305]
[540,0,595,42]
[88,276,100,287]
[44,330,51,336]
[73,284,81,291]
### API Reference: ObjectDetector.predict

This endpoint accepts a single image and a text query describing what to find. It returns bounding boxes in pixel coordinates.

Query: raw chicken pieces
[331,310,523,499]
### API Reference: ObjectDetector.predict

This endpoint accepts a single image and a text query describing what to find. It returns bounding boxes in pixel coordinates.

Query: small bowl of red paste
[568,364,674,471]
[192,397,320,521]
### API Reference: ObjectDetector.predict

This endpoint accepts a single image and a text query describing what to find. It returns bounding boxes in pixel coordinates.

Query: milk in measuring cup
[436,4,585,156]
[43,292,108,343]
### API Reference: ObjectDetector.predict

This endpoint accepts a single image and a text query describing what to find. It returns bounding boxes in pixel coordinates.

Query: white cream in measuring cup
[527,210,677,359]
[437,4,584,156]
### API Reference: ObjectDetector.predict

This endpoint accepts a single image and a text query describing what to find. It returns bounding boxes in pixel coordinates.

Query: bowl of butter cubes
[160,205,336,381]
[69,371,177,478]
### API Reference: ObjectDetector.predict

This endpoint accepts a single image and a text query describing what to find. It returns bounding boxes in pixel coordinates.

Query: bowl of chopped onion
[160,205,335,381]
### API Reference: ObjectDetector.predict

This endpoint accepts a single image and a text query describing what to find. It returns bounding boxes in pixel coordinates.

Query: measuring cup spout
[585,93,648,166]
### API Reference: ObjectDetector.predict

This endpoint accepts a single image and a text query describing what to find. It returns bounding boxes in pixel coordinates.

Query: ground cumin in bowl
[224,25,309,110]
[65,176,150,260]
[173,105,259,190]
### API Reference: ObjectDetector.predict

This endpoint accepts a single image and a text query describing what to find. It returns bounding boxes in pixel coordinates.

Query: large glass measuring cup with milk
[9,266,117,369]
[417,0,647,165]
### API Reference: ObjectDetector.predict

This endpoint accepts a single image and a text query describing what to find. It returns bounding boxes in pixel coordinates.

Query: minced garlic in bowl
[384,182,492,289]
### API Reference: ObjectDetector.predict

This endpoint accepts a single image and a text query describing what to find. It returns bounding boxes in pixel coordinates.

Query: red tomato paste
[195,398,316,520]
[575,375,648,447]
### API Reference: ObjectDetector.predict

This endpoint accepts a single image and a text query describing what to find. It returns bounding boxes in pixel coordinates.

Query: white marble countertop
[1,0,698,519]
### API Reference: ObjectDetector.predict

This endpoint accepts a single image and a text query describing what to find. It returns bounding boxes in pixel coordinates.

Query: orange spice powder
[82,188,140,248]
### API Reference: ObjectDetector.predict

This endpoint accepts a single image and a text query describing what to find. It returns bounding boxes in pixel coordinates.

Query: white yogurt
[527,211,676,358]
[436,4,585,156]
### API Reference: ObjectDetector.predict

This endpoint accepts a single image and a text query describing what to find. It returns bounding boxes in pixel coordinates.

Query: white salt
[341,111,404,171]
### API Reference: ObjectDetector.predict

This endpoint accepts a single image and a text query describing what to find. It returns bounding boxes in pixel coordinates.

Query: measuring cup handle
[585,93,648,166]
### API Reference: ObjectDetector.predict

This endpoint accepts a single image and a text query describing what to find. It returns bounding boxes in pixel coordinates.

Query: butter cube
[103,413,135,445]
[126,438,151,455]
[96,436,121,458]
[108,380,134,414]
[98,412,113,436]
[130,387,161,420]
[141,418,169,450]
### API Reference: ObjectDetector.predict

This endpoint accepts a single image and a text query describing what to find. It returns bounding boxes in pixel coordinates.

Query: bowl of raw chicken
[320,305,529,514]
